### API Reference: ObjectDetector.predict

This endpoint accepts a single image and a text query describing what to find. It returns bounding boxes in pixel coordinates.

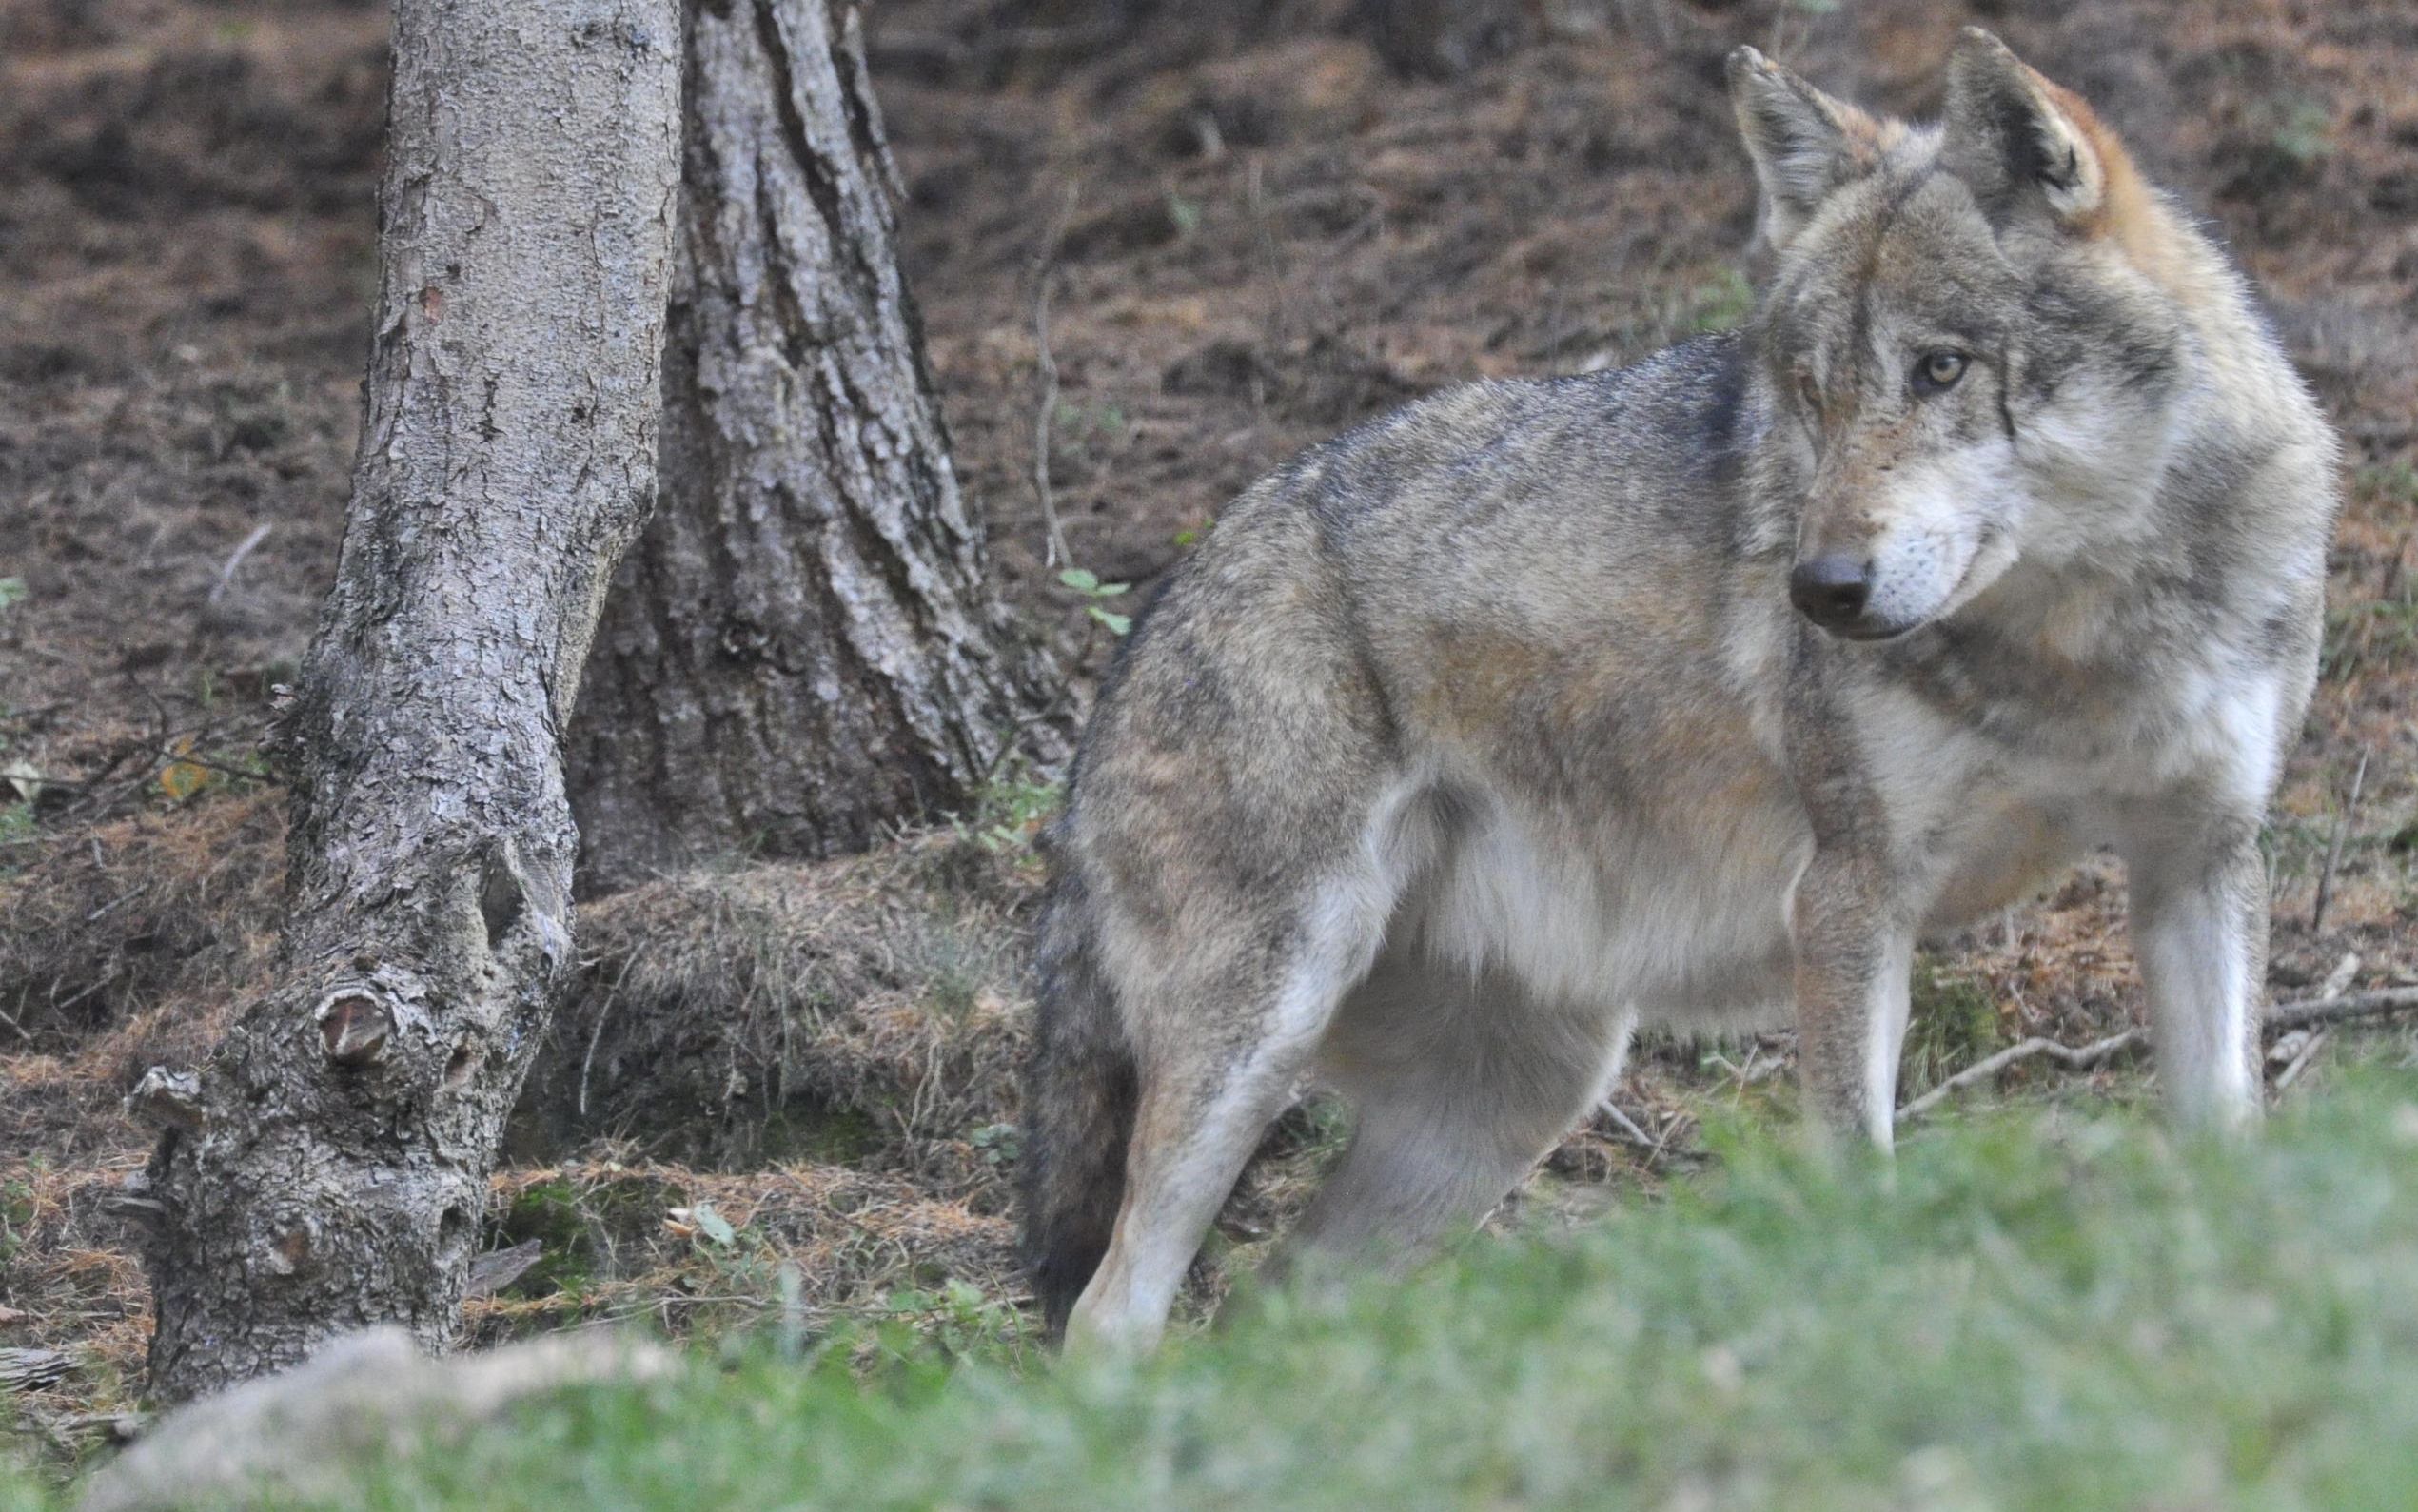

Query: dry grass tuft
[0,1149,153,1430]
[0,791,283,1063]
[517,835,1043,1177]
[0,793,284,1167]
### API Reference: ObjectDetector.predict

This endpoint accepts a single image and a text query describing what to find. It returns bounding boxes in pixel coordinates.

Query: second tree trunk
[569,0,1049,893]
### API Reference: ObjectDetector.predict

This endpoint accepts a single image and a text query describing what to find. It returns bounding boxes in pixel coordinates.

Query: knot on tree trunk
[315,989,395,1066]
[475,835,573,972]
[265,1213,323,1278]
[103,1169,167,1227]
[127,1067,206,1133]
[310,962,437,1058]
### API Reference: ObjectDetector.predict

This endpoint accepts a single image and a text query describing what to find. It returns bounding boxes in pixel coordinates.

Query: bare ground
[3,0,2415,1453]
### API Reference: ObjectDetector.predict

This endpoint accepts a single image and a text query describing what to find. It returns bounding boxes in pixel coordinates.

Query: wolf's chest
[1858,647,2286,927]
[1917,786,2094,931]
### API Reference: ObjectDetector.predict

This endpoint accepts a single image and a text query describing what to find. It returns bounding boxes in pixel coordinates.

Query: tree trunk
[566,0,1053,894]
[134,0,682,1404]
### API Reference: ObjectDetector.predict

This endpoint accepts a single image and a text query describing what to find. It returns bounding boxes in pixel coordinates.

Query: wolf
[1019,29,2340,1354]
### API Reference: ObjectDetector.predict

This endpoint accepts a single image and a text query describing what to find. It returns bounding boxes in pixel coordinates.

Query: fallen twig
[866,21,1127,79]
[206,522,273,604]
[1028,182,1079,569]
[2270,952,2358,1095]
[2311,746,2369,934]
[1902,967,2418,1121]
[2269,985,2418,1029]
[1899,1030,2144,1121]
[1594,1098,1656,1149]
[47,964,124,1015]
[83,886,151,924]
[53,1410,147,1443]
[2274,1028,2329,1092]
[2316,950,2363,1003]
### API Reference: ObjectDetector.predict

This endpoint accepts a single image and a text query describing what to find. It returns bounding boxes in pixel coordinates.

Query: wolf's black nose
[1790,555,1873,628]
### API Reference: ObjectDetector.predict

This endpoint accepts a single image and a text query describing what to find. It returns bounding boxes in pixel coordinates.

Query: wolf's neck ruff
[1022,29,2340,1356]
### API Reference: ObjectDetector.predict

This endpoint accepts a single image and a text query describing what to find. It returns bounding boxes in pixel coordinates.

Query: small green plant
[2267,95,2334,165]
[1049,402,1131,468]
[1166,189,1202,239]
[0,1169,37,1267]
[1058,566,1131,636]
[0,750,34,874]
[953,768,1062,854]
[1687,266,1755,334]
[0,577,26,613]
[2262,812,2336,889]
[1898,951,2001,1100]
[678,1199,737,1247]
[667,1197,802,1336]
[874,1278,1032,1365]
[968,1122,1022,1169]
[2357,460,2418,514]
[2321,598,2418,684]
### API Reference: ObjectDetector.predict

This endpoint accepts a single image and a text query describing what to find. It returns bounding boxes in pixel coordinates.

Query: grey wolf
[1020,29,2340,1354]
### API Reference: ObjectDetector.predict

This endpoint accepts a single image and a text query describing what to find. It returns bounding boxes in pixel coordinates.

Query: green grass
[28,1079,2418,1508]
[1900,951,2003,1102]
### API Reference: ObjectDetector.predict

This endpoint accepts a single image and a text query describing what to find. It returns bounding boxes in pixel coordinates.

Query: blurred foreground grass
[23,1074,2418,1510]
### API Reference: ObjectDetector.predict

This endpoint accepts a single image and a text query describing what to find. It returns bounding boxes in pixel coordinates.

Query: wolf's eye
[1914,350,1969,395]
[1795,372,1822,413]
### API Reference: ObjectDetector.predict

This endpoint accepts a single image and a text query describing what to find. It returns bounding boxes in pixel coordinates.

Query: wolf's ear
[1726,47,1890,253]
[1941,29,2119,231]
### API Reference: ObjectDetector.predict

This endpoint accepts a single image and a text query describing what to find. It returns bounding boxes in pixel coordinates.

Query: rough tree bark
[132,0,683,1403]
[566,0,1052,894]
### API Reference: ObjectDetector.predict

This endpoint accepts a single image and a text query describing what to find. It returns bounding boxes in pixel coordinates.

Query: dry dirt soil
[3,0,2415,1443]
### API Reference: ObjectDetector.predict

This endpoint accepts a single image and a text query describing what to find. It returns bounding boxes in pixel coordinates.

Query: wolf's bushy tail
[1019,867,1138,1337]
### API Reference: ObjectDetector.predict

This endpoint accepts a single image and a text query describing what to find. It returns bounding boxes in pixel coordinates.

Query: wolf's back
[1013,336,1757,1333]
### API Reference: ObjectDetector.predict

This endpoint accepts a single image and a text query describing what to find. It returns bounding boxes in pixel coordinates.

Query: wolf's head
[1728,30,2207,641]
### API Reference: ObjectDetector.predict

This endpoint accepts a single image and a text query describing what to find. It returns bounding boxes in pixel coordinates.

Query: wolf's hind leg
[1285,957,1628,1269]
[1063,879,1399,1357]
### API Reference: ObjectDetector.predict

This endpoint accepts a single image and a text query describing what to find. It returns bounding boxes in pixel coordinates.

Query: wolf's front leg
[1790,853,1915,1149]
[2121,819,2267,1129]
